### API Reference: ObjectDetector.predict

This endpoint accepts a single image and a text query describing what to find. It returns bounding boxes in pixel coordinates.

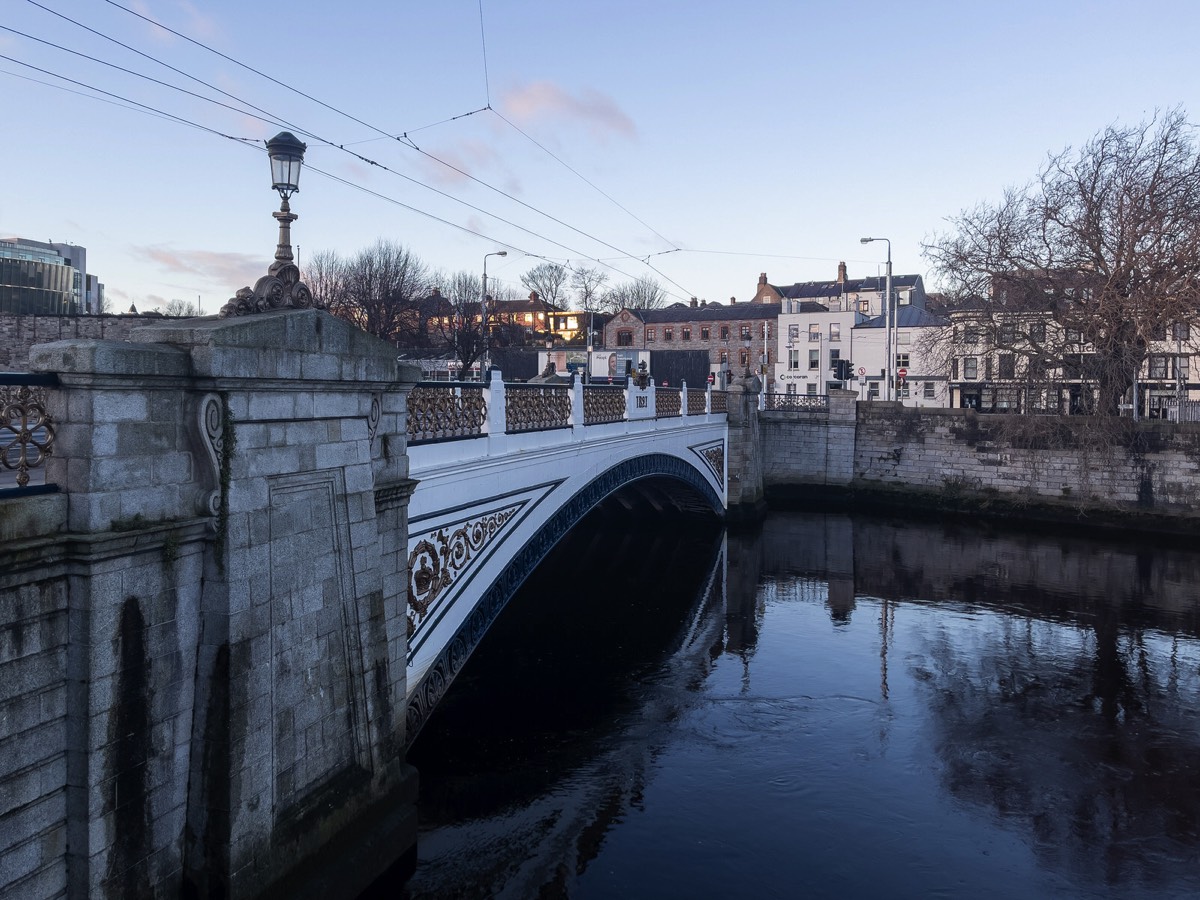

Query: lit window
[721,326,730,341]
[701,326,710,340]
[808,324,820,342]
[830,323,841,342]
[646,327,656,342]
[740,324,752,340]
[664,327,674,341]
[682,326,691,341]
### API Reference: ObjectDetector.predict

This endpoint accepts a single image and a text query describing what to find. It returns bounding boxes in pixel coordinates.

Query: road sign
[858,366,866,376]
[897,367,908,379]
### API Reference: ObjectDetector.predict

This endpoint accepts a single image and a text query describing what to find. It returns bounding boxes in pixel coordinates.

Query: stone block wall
[2,310,419,900]
[0,315,143,371]
[760,390,857,490]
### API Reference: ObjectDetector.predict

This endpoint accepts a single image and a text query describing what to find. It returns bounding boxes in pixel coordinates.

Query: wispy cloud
[134,245,265,289]
[415,139,506,187]
[500,81,636,141]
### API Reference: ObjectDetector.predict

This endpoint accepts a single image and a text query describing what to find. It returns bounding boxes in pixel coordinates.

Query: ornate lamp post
[220,132,319,317]
[860,237,893,400]
[481,250,507,380]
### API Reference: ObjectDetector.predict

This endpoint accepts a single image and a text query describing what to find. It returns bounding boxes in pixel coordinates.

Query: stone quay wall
[0,310,419,900]
[755,399,1200,526]
[0,315,144,371]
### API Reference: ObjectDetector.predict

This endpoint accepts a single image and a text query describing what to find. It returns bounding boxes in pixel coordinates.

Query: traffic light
[834,359,853,381]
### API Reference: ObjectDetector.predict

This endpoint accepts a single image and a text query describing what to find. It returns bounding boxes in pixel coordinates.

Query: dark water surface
[370,511,1200,899]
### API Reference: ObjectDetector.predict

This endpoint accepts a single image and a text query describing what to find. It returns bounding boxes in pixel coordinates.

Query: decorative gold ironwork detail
[583,385,625,424]
[505,385,571,432]
[407,507,518,638]
[692,440,726,489]
[1,385,54,488]
[686,388,707,415]
[408,384,487,443]
[710,391,728,413]
[657,386,681,418]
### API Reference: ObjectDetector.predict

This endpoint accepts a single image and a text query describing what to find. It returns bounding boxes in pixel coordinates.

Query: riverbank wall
[751,393,1200,532]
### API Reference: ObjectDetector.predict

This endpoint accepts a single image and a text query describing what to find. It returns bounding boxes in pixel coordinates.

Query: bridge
[403,375,727,738]
[0,309,732,900]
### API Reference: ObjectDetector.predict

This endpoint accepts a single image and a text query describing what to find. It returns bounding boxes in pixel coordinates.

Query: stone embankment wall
[0,315,144,370]
[0,310,419,899]
[758,400,1200,527]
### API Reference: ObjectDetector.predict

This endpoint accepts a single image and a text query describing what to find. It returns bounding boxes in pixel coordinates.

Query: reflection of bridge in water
[403,373,728,739]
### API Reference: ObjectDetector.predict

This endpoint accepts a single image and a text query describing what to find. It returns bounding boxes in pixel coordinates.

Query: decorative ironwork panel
[710,391,728,413]
[686,388,707,416]
[1,381,55,488]
[691,439,726,489]
[408,384,487,443]
[505,385,571,433]
[407,506,519,640]
[583,385,625,424]
[764,393,829,412]
[657,387,682,418]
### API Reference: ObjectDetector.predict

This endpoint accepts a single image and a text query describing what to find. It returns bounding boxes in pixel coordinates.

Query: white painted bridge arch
[402,374,728,738]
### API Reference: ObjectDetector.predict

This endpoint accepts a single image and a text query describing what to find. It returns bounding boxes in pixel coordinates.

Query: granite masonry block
[92,392,149,423]
[247,392,296,421]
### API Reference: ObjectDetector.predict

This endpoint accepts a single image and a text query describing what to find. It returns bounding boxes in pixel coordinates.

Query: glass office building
[0,238,88,315]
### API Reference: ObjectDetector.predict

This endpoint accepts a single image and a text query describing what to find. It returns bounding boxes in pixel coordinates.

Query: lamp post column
[481,250,507,381]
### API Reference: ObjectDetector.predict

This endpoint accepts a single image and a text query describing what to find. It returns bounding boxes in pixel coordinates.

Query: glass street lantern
[267,131,307,198]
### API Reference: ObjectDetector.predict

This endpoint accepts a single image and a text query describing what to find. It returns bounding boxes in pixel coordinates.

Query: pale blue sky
[3,0,1198,312]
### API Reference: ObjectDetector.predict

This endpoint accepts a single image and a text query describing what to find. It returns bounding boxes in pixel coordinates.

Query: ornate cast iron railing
[1,373,57,489]
[408,383,487,444]
[505,384,572,433]
[583,385,625,425]
[657,387,682,418]
[710,391,727,414]
[764,393,829,411]
[686,388,707,416]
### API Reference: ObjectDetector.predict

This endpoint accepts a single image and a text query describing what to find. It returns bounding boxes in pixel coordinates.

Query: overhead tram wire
[3,52,665,295]
[85,0,695,294]
[2,41,690,300]
[477,0,492,107]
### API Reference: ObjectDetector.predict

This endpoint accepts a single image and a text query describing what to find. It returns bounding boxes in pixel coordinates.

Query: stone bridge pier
[1,310,419,899]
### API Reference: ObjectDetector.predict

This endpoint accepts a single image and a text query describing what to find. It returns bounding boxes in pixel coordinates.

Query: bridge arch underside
[405,453,722,742]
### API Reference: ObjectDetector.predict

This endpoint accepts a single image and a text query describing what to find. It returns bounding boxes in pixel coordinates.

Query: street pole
[860,237,892,400]
[481,250,507,381]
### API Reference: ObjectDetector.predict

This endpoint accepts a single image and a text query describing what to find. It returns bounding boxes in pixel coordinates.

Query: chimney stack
[690,297,698,308]
[837,261,847,284]
[730,296,737,305]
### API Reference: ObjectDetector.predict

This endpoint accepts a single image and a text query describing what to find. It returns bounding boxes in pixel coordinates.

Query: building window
[788,349,800,370]
[1150,355,1168,379]
[830,323,841,342]
[868,382,879,399]
[998,324,1016,346]
[646,327,656,342]
[786,382,797,394]
[788,324,800,340]
[740,324,752,340]
[829,348,840,372]
[963,327,981,345]
[806,383,818,395]
[923,382,935,399]
[664,327,674,341]
[999,354,1015,379]
[808,349,820,370]
[964,357,978,380]
[857,299,870,313]
[897,330,910,345]
[719,349,728,364]
[899,383,910,399]
[682,326,691,341]
[720,325,730,341]
[617,330,633,347]
[1030,322,1046,343]
[895,352,910,369]
[739,349,749,367]
[808,324,820,342]
[1173,322,1190,342]
[701,325,710,340]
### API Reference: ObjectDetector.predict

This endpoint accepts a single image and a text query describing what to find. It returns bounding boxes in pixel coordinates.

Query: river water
[368,510,1200,899]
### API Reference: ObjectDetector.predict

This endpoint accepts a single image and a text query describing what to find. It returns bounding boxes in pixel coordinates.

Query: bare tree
[922,109,1200,416]
[159,299,198,317]
[520,263,569,308]
[570,265,609,312]
[603,275,667,312]
[320,240,430,345]
[427,269,486,373]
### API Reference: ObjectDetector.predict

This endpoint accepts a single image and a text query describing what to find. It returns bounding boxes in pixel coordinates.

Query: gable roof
[772,274,923,300]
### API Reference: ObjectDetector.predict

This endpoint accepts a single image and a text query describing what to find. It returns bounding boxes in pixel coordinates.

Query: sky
[4,0,1200,314]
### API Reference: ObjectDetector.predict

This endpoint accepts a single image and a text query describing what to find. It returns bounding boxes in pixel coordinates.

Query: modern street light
[860,237,893,401]
[481,250,508,380]
[220,131,315,317]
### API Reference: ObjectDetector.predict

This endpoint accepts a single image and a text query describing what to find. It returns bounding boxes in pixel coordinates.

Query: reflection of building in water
[826,576,856,624]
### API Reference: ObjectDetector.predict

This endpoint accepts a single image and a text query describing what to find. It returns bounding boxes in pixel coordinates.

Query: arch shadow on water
[404,453,724,744]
